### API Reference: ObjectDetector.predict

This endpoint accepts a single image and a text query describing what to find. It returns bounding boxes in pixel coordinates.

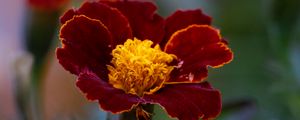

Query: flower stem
[120,104,154,120]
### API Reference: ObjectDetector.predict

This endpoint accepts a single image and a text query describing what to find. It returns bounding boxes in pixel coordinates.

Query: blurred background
[0,0,300,120]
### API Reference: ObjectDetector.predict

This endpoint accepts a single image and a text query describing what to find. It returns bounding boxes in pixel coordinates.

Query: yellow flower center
[107,38,176,96]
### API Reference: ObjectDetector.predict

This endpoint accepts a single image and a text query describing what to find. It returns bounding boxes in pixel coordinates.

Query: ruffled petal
[143,82,221,120]
[60,2,132,47]
[60,9,76,24]
[101,0,164,44]
[56,15,112,80]
[165,25,233,82]
[77,70,142,113]
[161,9,211,48]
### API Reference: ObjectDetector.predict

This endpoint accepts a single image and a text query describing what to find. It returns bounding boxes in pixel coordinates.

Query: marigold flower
[56,1,233,120]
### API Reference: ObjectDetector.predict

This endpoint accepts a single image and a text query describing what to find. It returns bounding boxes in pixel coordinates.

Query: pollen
[107,38,176,96]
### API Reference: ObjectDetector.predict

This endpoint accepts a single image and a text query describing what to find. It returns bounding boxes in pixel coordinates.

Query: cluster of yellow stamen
[107,38,176,96]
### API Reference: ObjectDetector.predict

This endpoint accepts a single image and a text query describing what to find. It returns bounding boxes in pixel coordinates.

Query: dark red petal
[165,25,233,82]
[143,82,221,120]
[56,15,112,80]
[76,70,142,113]
[101,0,164,44]
[161,9,211,48]
[60,9,76,24]
[60,2,132,47]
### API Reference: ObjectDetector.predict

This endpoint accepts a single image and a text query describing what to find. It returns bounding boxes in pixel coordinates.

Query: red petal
[60,2,132,47]
[56,15,112,80]
[77,70,142,113]
[161,9,211,48]
[60,9,76,24]
[165,25,233,82]
[101,0,164,44]
[143,82,221,120]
